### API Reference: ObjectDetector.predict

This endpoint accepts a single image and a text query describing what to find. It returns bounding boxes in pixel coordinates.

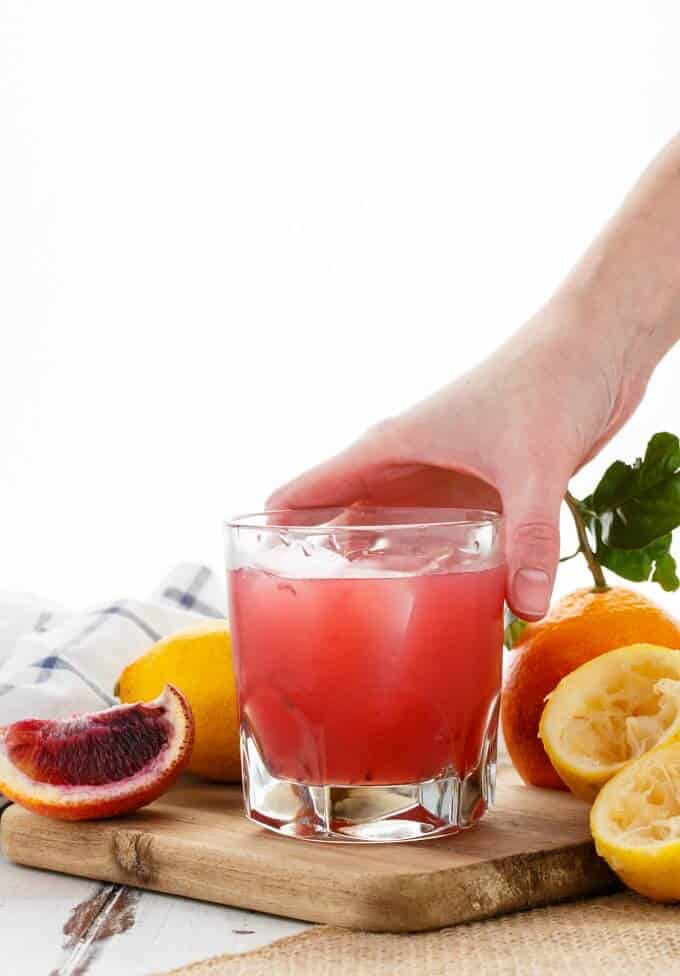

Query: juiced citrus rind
[0,685,194,820]
[591,739,680,901]
[501,587,680,791]
[539,643,680,802]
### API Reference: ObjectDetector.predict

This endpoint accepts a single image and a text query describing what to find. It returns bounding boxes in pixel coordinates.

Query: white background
[1,1,678,611]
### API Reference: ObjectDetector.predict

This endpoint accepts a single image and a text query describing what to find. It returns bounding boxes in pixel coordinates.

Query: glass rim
[226,506,503,534]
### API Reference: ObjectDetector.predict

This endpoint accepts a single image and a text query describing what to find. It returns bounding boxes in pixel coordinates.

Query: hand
[269,293,650,620]
[270,134,680,619]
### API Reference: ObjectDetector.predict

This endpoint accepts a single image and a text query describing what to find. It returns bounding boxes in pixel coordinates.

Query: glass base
[241,732,497,843]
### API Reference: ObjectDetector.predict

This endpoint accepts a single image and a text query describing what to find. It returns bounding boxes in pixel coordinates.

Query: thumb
[503,480,563,621]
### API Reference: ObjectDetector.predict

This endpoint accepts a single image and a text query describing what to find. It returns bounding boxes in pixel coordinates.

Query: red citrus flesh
[0,685,194,820]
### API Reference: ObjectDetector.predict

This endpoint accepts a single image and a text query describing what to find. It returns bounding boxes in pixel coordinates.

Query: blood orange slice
[0,685,194,820]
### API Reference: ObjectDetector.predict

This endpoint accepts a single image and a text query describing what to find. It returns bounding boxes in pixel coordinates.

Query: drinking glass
[225,506,505,842]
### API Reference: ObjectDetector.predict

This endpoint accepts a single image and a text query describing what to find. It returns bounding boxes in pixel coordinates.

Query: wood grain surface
[0,767,619,933]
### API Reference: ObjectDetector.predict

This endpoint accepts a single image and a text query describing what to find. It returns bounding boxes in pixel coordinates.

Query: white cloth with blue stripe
[0,564,226,807]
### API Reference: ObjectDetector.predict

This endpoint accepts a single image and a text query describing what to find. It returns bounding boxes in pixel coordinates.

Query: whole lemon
[117,625,241,782]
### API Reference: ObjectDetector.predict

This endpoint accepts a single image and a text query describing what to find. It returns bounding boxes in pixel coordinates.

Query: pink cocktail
[226,507,505,842]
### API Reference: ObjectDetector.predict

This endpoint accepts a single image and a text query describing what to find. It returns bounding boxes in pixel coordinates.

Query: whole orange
[501,587,680,789]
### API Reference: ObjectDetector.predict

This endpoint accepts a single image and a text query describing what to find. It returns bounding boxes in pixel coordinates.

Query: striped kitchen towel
[0,564,226,808]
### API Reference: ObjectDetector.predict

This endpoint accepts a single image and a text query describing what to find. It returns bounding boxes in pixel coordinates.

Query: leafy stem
[559,546,582,563]
[565,491,609,592]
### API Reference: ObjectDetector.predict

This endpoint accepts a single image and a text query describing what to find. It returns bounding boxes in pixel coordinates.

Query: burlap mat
[158,892,680,975]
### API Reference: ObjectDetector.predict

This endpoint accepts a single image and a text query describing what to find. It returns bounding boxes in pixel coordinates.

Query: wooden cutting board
[0,767,618,933]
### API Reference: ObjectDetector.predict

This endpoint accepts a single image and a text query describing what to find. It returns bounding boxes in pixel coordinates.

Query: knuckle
[512,520,561,556]
[363,417,410,459]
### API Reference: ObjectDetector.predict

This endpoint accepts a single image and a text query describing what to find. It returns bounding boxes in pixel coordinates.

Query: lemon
[117,625,241,782]
[539,643,680,802]
[591,740,680,901]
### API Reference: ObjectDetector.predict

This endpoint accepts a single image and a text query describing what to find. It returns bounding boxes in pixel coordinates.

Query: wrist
[555,265,677,392]
[557,137,680,382]
[517,288,650,453]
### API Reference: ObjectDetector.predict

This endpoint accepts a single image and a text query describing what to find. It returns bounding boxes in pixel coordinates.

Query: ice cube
[251,535,350,578]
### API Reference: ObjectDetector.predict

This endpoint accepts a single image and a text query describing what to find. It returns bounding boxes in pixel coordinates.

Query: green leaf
[652,553,680,592]
[591,460,636,512]
[637,432,680,491]
[504,609,528,649]
[595,531,679,591]
[589,432,680,549]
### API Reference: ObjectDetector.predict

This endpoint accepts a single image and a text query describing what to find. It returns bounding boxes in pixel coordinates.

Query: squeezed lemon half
[539,643,680,802]
[591,740,680,901]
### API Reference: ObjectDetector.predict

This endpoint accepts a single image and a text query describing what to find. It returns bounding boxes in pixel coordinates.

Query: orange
[501,587,680,789]
[0,686,194,820]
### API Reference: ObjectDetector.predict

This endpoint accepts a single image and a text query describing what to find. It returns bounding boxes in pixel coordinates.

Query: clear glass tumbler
[225,506,505,842]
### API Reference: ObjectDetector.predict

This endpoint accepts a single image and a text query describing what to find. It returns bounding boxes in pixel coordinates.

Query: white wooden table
[0,843,310,976]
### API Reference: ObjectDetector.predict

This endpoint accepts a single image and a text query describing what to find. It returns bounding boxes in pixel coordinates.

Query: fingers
[503,478,564,621]
[270,416,565,627]
[267,420,403,511]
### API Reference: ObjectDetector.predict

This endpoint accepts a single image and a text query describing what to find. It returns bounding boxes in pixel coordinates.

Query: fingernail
[512,568,551,617]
